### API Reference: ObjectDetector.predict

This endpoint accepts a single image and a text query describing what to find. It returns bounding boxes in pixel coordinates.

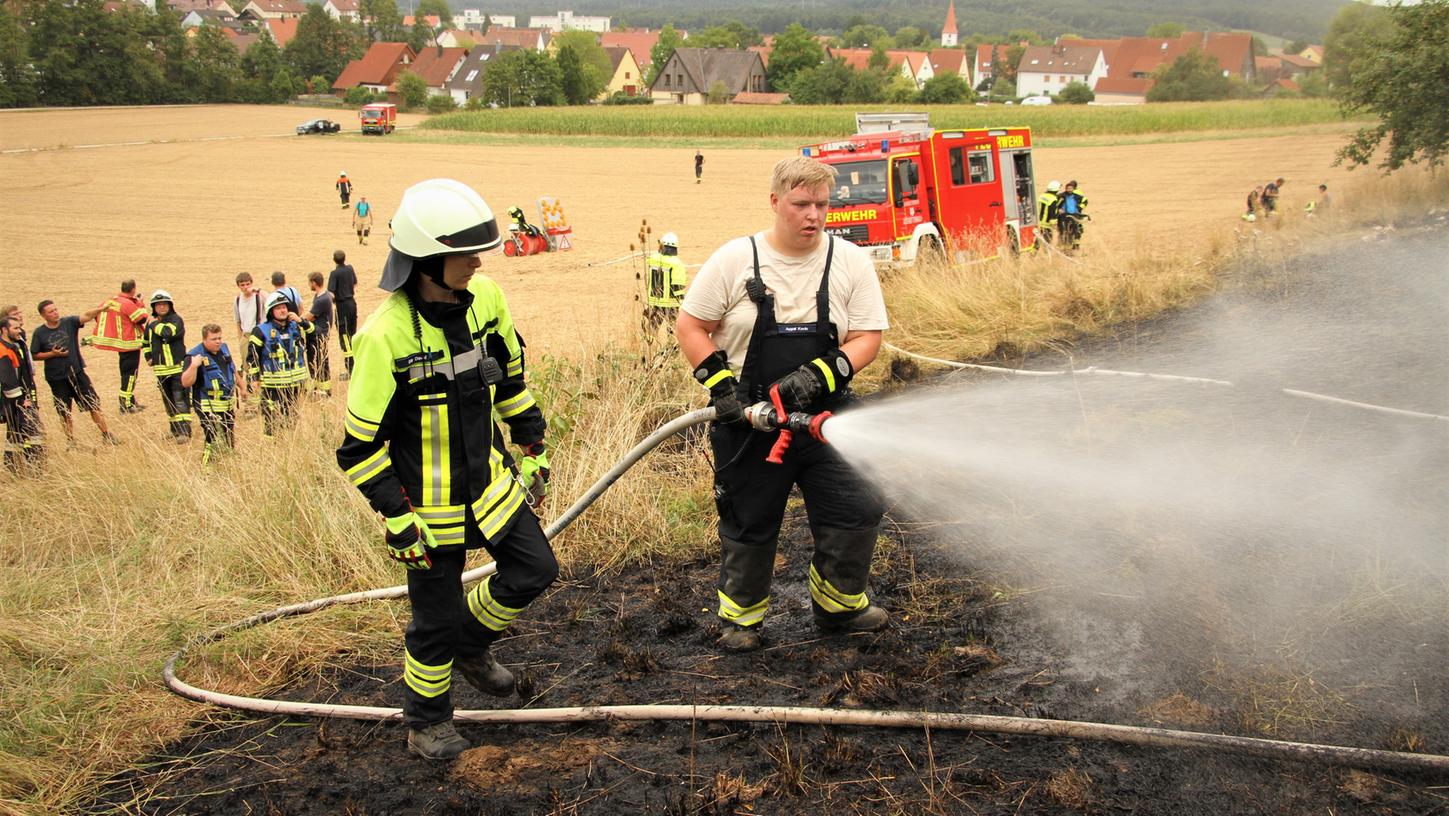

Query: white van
[1021,95,1054,106]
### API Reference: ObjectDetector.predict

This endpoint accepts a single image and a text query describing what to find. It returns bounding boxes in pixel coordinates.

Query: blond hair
[770,156,837,197]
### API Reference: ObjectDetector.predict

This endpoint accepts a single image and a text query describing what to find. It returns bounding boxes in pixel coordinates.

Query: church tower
[941,0,958,47]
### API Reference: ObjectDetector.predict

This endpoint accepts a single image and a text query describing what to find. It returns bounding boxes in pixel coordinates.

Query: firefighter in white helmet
[643,231,687,335]
[247,290,313,437]
[1038,179,1061,246]
[144,290,192,441]
[336,178,557,760]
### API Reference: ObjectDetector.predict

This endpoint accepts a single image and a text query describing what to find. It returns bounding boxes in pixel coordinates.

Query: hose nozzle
[744,387,833,464]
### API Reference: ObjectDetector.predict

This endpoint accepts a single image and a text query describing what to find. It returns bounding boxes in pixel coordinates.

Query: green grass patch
[425,99,1363,141]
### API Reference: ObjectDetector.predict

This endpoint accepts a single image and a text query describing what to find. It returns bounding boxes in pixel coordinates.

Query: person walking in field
[91,279,150,414]
[328,250,358,379]
[675,156,890,653]
[1,315,43,469]
[248,292,313,438]
[336,178,558,760]
[144,290,192,442]
[1244,186,1263,222]
[353,197,374,245]
[695,149,705,184]
[31,299,118,446]
[180,323,237,465]
[336,171,353,209]
[302,271,333,396]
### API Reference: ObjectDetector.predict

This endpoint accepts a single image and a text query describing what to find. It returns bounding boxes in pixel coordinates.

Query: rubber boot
[809,525,887,632]
[716,534,776,650]
[718,624,763,652]
[455,648,515,697]
[407,720,469,760]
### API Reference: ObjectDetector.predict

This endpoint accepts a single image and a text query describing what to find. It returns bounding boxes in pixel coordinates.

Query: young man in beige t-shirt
[676,156,890,653]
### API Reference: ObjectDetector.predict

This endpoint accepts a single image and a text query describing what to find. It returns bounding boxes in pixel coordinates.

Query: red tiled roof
[928,48,966,76]
[263,17,297,47]
[333,41,415,89]
[248,0,304,13]
[830,48,916,73]
[601,30,671,68]
[748,44,770,67]
[476,27,547,50]
[1273,78,1300,92]
[405,46,467,86]
[1093,76,1153,96]
[1277,53,1318,69]
[402,14,440,27]
[222,28,259,53]
[974,44,1011,74]
[327,0,358,9]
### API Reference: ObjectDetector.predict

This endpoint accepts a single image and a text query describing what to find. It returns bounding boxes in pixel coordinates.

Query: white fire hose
[164,406,1449,776]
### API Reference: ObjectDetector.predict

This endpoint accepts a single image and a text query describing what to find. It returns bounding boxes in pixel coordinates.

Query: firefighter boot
[455,648,515,697]
[407,720,469,760]
[810,526,889,634]
[716,535,776,652]
[718,624,763,652]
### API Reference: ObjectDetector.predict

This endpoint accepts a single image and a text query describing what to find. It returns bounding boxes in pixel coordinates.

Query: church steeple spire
[941,0,959,47]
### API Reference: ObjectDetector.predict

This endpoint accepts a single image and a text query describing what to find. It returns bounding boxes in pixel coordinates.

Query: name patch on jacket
[777,323,815,335]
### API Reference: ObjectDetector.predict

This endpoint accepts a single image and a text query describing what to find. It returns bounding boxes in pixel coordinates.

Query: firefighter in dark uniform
[643,231,687,334]
[327,250,359,378]
[336,178,557,760]
[1037,179,1061,247]
[676,156,891,653]
[1,315,43,469]
[144,290,192,441]
[248,291,313,438]
[181,323,237,464]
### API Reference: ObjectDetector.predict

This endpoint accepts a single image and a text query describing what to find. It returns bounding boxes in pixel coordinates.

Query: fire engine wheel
[915,235,945,267]
[503,240,519,257]
[1006,228,1022,256]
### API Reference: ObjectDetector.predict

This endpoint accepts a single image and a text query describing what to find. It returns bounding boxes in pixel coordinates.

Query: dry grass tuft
[1139,692,1215,729]
[1043,767,1095,809]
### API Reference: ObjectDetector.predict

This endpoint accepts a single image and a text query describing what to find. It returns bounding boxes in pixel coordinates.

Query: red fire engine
[801,113,1040,263]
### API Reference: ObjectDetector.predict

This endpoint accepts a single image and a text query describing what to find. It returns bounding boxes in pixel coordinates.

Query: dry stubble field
[3,104,1361,409]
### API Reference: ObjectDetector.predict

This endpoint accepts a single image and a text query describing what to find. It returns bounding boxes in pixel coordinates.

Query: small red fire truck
[801,113,1041,263]
[359,102,397,135]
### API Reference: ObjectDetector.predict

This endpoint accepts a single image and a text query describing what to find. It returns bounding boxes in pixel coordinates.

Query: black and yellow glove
[772,349,853,411]
[384,512,438,570]
[518,442,550,505]
[693,350,744,425]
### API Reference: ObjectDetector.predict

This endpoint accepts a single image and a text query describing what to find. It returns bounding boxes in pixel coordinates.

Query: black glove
[694,350,745,425]
[773,349,854,411]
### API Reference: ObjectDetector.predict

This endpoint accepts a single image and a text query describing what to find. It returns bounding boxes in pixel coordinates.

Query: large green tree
[840,23,889,49]
[191,24,240,102]
[787,56,850,103]
[554,29,611,101]
[360,0,405,42]
[286,4,359,84]
[765,22,822,93]
[1323,2,1393,89]
[0,0,39,106]
[482,48,562,107]
[687,22,760,49]
[396,69,427,109]
[1146,48,1231,102]
[1337,0,1449,171]
[647,24,683,85]
[918,72,968,104]
[415,0,451,30]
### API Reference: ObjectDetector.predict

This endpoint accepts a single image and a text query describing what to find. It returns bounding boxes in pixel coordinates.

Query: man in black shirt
[304,271,334,396]
[30,299,117,445]
[327,249,359,379]
[1,315,44,468]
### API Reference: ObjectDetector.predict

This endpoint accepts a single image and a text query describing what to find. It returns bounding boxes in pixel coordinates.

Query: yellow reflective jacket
[336,277,546,548]
[646,252,687,308]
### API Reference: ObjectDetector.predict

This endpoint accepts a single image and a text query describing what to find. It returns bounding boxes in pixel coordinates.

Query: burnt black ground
[93,228,1449,815]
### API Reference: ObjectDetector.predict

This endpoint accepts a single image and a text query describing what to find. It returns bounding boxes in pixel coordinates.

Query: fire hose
[164,406,1449,777]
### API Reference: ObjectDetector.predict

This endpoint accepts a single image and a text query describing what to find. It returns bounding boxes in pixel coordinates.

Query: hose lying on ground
[164,407,1449,777]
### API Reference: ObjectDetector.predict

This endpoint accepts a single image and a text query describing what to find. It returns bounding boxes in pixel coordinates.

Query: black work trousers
[306,331,331,392]
[260,385,300,437]
[199,409,234,463]
[156,374,191,439]
[709,420,884,627]
[335,300,357,374]
[403,509,558,727]
[118,350,140,409]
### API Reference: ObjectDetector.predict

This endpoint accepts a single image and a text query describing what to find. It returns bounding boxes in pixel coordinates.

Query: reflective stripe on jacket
[336,276,546,547]
[93,293,149,351]
[145,314,187,376]
[248,320,312,388]
[646,253,687,308]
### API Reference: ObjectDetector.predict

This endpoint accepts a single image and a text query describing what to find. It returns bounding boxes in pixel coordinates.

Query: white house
[459,9,515,29]
[322,0,358,21]
[1015,44,1106,97]
[528,10,609,33]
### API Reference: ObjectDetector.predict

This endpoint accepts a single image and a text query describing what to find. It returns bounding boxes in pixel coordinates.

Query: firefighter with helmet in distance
[336,178,557,761]
[643,231,687,334]
[1037,179,1061,246]
[144,290,192,441]
[248,291,313,437]
[676,155,891,653]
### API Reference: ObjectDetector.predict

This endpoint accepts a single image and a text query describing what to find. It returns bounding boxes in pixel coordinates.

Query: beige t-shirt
[682,232,889,373]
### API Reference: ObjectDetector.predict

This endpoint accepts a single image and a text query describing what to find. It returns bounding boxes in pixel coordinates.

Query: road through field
[1,105,1360,405]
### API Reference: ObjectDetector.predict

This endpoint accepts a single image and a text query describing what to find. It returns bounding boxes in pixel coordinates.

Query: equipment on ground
[802,113,1041,262]
[359,103,397,135]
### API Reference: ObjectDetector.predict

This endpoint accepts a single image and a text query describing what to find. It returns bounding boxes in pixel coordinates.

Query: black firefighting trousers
[709,421,884,630]
[156,373,191,439]
[402,508,558,727]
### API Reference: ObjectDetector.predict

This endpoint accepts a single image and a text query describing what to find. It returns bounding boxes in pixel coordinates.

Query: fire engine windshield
[828,160,889,207]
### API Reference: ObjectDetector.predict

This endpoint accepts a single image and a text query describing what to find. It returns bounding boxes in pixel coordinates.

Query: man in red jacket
[92,279,150,413]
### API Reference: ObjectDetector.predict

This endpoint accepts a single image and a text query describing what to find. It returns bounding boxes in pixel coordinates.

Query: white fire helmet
[1046,180,1061,193]
[149,289,174,313]
[264,290,293,317]
[659,232,679,249]
[380,178,502,292]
